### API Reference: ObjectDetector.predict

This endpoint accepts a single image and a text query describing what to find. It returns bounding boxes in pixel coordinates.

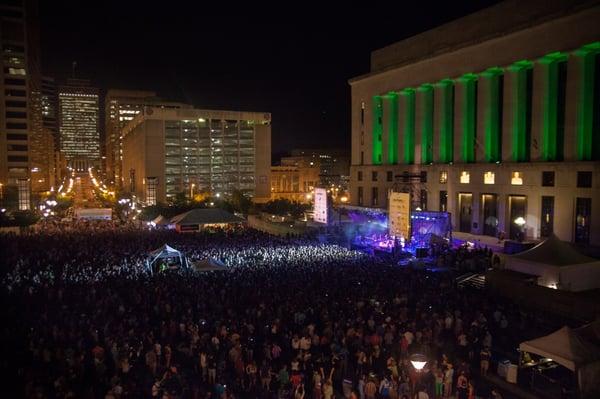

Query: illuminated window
[17,178,30,210]
[439,171,448,184]
[484,171,495,185]
[146,177,158,205]
[8,68,26,75]
[511,172,523,185]
[460,171,470,184]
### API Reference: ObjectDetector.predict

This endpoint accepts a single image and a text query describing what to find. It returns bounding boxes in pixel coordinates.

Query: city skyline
[38,1,499,153]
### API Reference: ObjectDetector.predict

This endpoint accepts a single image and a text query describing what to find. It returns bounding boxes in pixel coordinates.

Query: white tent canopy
[505,235,600,291]
[152,215,170,226]
[519,326,600,371]
[520,324,600,398]
[191,258,228,272]
[147,244,188,274]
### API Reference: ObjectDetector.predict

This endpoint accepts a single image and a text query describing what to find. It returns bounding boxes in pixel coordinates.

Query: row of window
[358,169,593,188]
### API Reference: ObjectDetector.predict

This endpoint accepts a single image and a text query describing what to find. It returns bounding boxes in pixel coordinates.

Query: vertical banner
[389,192,410,238]
[313,187,328,224]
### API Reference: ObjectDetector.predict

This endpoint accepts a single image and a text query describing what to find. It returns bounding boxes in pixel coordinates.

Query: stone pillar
[416,84,434,165]
[435,79,454,163]
[536,52,569,161]
[382,92,399,164]
[572,43,600,161]
[506,60,534,162]
[399,88,416,165]
[480,67,504,163]
[456,74,478,163]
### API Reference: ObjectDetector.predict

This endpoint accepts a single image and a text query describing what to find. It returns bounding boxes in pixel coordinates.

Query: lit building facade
[41,76,58,150]
[58,78,100,171]
[288,149,350,190]
[122,107,271,204]
[105,89,190,185]
[0,0,42,209]
[349,1,600,245]
[271,157,320,203]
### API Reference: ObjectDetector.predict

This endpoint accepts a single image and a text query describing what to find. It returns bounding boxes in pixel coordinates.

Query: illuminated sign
[388,192,410,239]
[313,187,328,224]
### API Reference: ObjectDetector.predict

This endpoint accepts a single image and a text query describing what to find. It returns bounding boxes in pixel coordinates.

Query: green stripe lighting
[418,83,434,164]
[383,92,399,164]
[573,42,600,161]
[399,88,415,164]
[538,52,568,161]
[457,73,478,163]
[436,79,454,163]
[507,60,534,162]
[481,67,504,162]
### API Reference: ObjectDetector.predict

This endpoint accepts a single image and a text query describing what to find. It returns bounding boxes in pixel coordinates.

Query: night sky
[39,1,499,156]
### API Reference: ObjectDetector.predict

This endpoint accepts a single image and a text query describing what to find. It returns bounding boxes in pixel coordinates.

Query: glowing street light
[514,216,526,242]
[514,216,526,227]
[410,353,427,372]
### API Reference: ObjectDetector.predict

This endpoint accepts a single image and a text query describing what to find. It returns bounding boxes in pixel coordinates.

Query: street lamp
[190,183,196,199]
[514,216,526,242]
[410,353,427,372]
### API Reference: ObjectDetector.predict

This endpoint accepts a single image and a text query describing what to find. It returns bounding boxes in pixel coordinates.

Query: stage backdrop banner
[389,192,410,238]
[314,188,328,224]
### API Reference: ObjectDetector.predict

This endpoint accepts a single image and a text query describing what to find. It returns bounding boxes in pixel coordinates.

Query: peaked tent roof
[152,215,170,225]
[191,258,228,272]
[170,208,244,225]
[519,326,600,371]
[149,244,182,258]
[509,234,597,266]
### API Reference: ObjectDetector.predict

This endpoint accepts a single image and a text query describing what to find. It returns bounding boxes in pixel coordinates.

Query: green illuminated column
[573,42,600,161]
[508,60,534,161]
[372,95,383,164]
[399,88,415,164]
[481,67,504,162]
[418,84,434,164]
[538,52,568,161]
[436,79,454,163]
[384,92,399,164]
[457,73,478,163]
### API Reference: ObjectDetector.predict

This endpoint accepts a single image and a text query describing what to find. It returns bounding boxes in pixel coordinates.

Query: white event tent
[504,235,600,291]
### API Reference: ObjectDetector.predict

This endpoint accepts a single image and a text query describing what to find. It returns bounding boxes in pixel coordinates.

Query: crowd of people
[1,221,543,398]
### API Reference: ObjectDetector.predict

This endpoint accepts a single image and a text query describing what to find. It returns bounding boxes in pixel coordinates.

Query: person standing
[364,377,377,399]
[443,363,454,399]
[456,371,468,399]
[480,347,491,377]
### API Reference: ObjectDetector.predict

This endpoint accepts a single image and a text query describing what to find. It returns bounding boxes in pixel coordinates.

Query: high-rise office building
[288,149,350,190]
[349,0,600,245]
[122,107,271,204]
[105,89,190,185]
[41,76,58,149]
[58,78,100,172]
[0,0,43,209]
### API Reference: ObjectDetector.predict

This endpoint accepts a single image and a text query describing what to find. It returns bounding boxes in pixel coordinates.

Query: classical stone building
[349,0,600,245]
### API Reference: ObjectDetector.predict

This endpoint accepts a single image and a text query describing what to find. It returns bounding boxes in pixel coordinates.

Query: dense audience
[1,221,534,398]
